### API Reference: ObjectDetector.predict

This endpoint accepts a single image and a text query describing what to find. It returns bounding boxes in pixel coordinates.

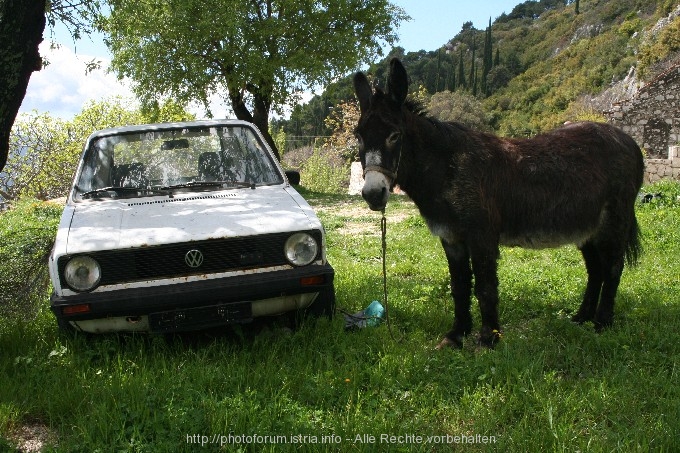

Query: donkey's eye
[386,132,401,148]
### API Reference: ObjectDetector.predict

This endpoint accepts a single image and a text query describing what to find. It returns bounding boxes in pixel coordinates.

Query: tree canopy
[427,90,492,132]
[103,0,408,159]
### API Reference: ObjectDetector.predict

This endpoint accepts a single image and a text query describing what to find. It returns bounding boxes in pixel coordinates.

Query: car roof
[86,119,254,140]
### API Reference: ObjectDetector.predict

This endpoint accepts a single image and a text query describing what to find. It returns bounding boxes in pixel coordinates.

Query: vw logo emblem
[184,249,204,268]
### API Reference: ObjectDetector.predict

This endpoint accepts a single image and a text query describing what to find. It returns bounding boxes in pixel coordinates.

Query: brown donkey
[353,58,643,348]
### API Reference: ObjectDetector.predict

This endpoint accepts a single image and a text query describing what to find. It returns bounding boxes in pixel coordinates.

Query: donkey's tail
[625,216,642,267]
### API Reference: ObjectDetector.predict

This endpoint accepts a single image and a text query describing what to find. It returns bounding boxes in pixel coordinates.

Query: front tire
[296,286,335,325]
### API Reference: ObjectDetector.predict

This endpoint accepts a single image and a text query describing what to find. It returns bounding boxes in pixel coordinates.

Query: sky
[19,0,520,120]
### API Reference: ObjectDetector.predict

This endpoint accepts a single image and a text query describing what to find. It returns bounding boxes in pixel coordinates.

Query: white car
[49,120,335,333]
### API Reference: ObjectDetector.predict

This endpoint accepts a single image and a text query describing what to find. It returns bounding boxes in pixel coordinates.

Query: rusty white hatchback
[49,119,335,334]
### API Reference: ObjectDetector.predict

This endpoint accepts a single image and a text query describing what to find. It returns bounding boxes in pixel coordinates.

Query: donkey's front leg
[470,244,501,348]
[438,240,473,349]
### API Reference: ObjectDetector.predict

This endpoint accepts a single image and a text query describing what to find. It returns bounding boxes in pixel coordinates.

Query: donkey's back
[478,121,644,252]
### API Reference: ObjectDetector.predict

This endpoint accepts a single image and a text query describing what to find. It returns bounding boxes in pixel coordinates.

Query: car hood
[64,186,319,254]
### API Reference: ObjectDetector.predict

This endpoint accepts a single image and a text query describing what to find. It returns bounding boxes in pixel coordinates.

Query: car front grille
[58,230,322,288]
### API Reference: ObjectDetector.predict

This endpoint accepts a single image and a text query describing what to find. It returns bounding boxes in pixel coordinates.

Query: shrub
[281,145,314,170]
[560,98,608,123]
[427,90,493,132]
[300,147,350,194]
[638,15,680,78]
[0,200,62,320]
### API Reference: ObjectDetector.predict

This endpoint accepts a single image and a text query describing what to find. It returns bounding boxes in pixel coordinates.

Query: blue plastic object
[344,300,385,329]
[363,300,385,326]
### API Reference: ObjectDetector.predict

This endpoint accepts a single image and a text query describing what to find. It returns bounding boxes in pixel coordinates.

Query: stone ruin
[604,62,680,183]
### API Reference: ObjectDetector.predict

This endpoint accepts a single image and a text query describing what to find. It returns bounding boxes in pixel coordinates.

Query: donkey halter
[362,140,403,188]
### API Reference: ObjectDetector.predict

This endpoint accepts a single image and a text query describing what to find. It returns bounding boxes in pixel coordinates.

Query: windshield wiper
[161,181,256,190]
[227,181,257,189]
[80,186,168,199]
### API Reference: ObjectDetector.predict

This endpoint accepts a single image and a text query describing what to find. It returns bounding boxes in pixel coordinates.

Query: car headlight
[64,256,101,291]
[284,233,318,266]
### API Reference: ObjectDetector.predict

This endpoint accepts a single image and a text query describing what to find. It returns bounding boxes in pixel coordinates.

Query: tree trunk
[0,0,47,172]
[251,91,279,160]
[227,87,281,161]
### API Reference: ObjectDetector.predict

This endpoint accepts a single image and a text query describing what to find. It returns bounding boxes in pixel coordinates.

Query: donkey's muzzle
[362,170,391,211]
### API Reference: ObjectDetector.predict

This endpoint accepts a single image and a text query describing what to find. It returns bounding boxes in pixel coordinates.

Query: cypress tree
[436,48,441,92]
[482,17,492,96]
[458,47,466,89]
[472,66,478,96]
[449,50,456,91]
[468,35,476,93]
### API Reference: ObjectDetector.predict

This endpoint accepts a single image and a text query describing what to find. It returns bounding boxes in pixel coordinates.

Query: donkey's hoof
[593,318,613,332]
[435,336,463,350]
[571,312,594,324]
[478,327,501,349]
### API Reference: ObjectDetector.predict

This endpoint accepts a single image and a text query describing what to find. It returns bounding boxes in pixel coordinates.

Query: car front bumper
[50,264,334,333]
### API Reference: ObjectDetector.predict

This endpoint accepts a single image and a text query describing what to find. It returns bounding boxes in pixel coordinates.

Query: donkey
[353,58,644,348]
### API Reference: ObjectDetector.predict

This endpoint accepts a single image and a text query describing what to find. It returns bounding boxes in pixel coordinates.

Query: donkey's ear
[387,58,408,106]
[353,72,372,114]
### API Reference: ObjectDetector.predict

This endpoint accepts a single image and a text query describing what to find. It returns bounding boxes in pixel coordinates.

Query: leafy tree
[560,98,606,124]
[0,0,102,172]
[103,0,408,160]
[486,65,513,93]
[410,84,432,107]
[427,90,491,132]
[1,112,70,201]
[324,99,360,162]
[270,127,287,160]
[458,21,477,48]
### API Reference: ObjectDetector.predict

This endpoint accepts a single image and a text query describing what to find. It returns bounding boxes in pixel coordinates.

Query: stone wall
[645,145,680,183]
[605,64,680,160]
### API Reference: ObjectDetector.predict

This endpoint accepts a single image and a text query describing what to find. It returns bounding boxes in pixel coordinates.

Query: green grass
[1,182,680,452]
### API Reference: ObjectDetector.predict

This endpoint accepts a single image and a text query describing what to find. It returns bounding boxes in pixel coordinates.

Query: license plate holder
[149,302,252,333]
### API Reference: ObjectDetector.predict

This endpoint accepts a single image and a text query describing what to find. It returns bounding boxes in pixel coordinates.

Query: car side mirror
[285,170,300,186]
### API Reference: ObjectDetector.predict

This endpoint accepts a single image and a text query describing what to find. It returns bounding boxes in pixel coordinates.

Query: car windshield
[74,124,283,199]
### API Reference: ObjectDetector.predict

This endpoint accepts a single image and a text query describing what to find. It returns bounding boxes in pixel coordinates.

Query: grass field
[1,181,679,452]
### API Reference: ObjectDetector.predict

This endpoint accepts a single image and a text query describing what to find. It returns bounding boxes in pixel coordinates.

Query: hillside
[279,0,680,143]
[484,0,680,135]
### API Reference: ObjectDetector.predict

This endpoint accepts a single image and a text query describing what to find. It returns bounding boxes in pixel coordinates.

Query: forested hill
[279,0,680,142]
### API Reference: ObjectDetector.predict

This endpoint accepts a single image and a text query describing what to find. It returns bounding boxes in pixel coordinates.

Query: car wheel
[295,286,335,326]
[56,315,74,332]
[55,315,83,339]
